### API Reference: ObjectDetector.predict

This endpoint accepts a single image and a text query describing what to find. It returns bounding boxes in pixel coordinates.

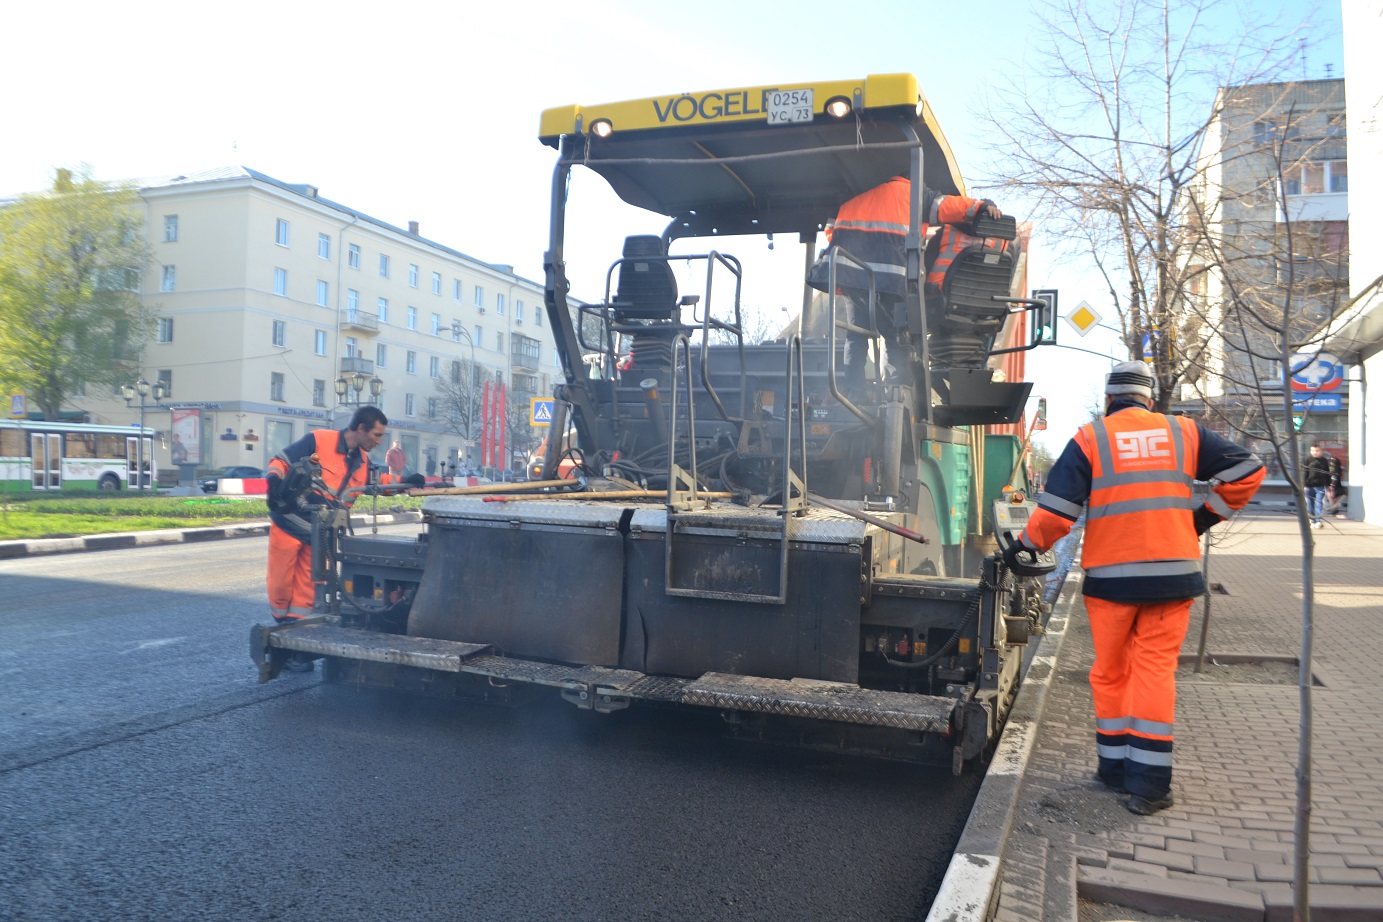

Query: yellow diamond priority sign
[1065,301,1102,338]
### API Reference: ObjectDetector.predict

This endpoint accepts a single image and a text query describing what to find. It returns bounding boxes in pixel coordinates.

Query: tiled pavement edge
[991,513,1383,922]
[0,511,423,560]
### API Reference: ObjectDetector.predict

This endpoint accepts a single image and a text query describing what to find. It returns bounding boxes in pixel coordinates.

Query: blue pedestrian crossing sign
[530,398,554,427]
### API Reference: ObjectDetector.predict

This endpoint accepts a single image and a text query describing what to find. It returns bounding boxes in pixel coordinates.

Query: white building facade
[1325,4,1383,524]
[87,167,565,477]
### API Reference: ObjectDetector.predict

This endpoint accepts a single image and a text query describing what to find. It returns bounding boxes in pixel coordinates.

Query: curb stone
[0,512,423,560]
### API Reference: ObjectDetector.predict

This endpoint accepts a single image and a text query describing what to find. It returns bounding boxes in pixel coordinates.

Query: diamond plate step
[266,622,490,672]
[682,673,957,732]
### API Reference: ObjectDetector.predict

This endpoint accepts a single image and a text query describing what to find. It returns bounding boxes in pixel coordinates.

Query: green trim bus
[0,420,157,492]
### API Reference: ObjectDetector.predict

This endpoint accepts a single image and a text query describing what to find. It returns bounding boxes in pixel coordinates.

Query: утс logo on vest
[1115,429,1172,462]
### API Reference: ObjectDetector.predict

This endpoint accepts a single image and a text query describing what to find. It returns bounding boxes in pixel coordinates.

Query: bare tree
[984,4,1348,917]
[980,0,1312,412]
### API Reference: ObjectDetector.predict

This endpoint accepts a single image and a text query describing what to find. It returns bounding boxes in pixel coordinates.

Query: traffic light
[1031,289,1058,346]
[1292,413,1305,432]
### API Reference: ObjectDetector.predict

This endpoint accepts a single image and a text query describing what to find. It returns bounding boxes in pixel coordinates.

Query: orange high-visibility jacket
[820,177,986,297]
[1021,404,1264,601]
[268,428,373,543]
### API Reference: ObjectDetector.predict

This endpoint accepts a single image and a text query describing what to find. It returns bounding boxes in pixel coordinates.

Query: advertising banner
[170,408,201,465]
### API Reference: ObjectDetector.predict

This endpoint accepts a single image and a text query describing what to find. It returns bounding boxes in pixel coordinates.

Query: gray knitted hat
[1106,360,1156,400]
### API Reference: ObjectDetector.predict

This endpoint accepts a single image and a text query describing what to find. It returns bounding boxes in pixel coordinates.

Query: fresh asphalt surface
[0,526,981,921]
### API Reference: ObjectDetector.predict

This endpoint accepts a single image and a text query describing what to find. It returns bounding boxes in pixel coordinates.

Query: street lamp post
[451,320,477,468]
[120,378,166,491]
[334,371,384,414]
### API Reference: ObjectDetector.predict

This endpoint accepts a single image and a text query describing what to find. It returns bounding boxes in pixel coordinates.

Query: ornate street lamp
[120,377,166,491]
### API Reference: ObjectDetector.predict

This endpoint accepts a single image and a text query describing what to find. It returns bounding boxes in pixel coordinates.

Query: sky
[0,0,1346,446]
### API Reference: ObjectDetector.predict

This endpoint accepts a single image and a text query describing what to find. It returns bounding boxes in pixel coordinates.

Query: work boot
[1126,792,1174,816]
[283,653,315,673]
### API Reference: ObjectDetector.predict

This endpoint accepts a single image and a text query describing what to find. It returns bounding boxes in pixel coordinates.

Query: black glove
[404,472,426,488]
[1002,538,1030,573]
[1193,505,1220,536]
[269,464,312,507]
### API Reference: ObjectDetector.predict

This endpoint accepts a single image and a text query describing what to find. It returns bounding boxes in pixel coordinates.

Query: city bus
[0,420,157,492]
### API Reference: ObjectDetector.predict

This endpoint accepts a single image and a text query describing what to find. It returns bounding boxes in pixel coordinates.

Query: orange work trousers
[1084,596,1192,799]
[267,524,316,621]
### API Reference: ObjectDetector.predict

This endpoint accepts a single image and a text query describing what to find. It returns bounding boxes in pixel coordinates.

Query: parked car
[198,465,266,493]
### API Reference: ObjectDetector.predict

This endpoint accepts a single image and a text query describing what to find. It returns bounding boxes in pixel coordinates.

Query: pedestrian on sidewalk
[385,441,406,478]
[1003,361,1265,815]
[1303,444,1332,528]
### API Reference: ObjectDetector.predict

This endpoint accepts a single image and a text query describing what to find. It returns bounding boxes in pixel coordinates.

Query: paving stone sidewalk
[994,512,1383,922]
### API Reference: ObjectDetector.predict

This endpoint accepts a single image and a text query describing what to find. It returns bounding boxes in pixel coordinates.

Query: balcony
[340,309,380,334]
[511,334,541,371]
[340,356,375,376]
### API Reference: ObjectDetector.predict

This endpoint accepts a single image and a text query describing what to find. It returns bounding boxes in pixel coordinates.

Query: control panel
[992,499,1057,576]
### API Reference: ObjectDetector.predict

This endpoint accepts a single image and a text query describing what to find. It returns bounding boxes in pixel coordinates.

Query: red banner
[496,384,506,475]
[480,380,493,469]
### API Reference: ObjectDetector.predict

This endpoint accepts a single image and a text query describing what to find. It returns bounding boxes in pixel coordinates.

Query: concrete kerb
[0,512,423,560]
[925,566,1087,922]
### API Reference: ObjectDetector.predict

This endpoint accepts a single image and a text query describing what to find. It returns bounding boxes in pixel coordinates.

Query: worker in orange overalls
[264,405,389,671]
[1005,361,1265,815]
[808,176,1001,389]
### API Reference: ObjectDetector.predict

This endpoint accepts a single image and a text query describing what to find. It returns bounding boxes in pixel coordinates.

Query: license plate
[766,88,814,125]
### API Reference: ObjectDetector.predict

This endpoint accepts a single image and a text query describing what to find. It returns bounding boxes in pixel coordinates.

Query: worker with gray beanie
[1003,360,1265,816]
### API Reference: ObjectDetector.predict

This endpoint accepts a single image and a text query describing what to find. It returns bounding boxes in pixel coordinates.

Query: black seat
[612,235,678,322]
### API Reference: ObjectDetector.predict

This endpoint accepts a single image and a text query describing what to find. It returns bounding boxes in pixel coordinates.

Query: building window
[453,279,462,301]
[427,396,438,419]
[474,325,483,348]
[496,332,504,353]
[377,297,390,324]
[406,350,417,374]
[405,393,416,417]
[275,219,289,247]
[1283,160,1348,196]
[160,265,176,292]
[314,330,327,355]
[376,343,387,367]
[316,280,329,307]
[430,312,441,335]
[272,319,286,347]
[348,244,360,269]
[429,355,440,378]
[515,300,524,323]
[274,267,287,296]
[345,336,358,358]
[451,323,461,343]
[163,215,178,242]
[271,372,285,401]
[379,253,390,278]
[313,379,326,407]
[408,264,419,287]
[347,288,359,311]
[450,360,461,383]
[1326,113,1346,140]
[1329,160,1348,193]
[318,233,331,259]
[431,271,442,295]
[157,317,174,343]
[407,306,417,330]
[534,306,541,327]
[157,369,172,398]
[496,294,505,316]
[474,285,485,308]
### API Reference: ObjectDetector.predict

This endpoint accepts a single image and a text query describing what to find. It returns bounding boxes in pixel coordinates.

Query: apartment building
[86,167,565,476]
[1178,78,1348,478]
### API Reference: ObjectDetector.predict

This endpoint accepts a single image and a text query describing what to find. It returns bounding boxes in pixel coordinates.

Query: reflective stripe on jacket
[821,177,983,297]
[1020,402,1265,601]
